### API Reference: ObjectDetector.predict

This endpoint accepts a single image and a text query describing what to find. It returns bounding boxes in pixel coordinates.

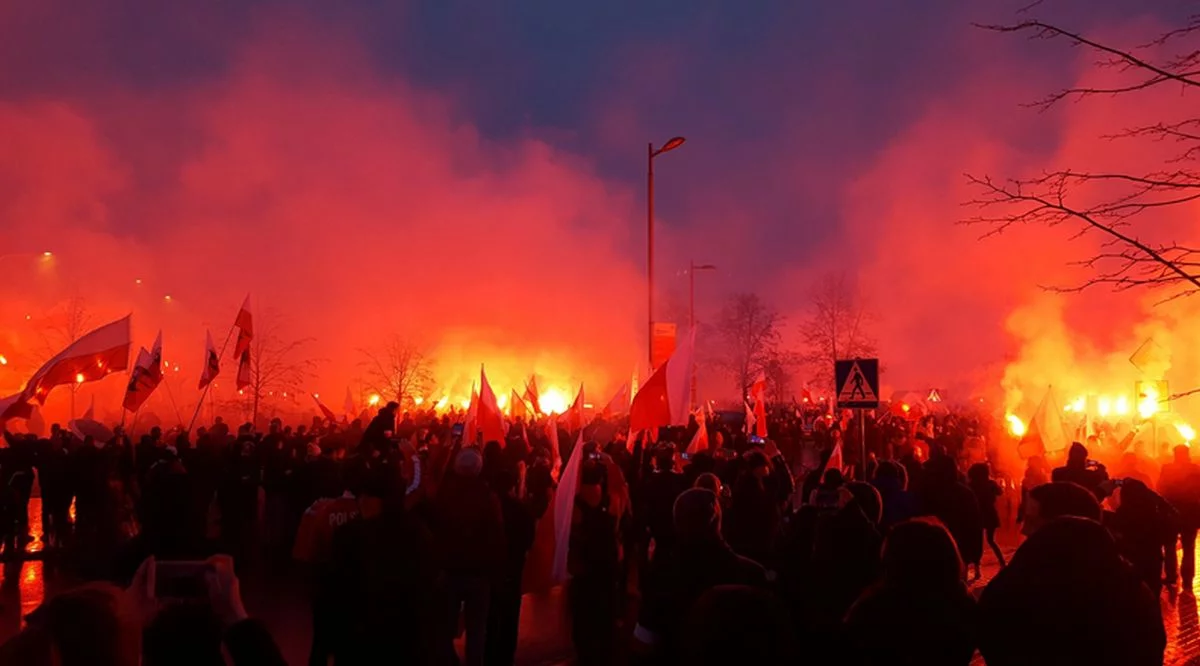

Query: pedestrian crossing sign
[835,359,879,409]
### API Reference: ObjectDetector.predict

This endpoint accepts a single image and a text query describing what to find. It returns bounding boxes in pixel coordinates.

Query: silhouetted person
[979,517,1166,666]
[967,463,1006,577]
[1052,442,1109,500]
[1110,478,1175,595]
[846,517,977,666]
[680,585,798,666]
[1159,444,1200,585]
[1020,481,1102,537]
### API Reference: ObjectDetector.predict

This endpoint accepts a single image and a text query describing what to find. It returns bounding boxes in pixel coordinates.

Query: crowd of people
[0,400,1192,665]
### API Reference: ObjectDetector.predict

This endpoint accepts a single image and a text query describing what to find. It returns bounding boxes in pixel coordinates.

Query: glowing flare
[1176,422,1196,443]
[413,396,425,406]
[540,388,569,415]
[436,396,449,410]
[460,398,471,409]
[0,355,7,365]
[1138,385,1161,419]
[1114,395,1130,416]
[74,373,84,384]
[496,393,508,409]
[367,394,381,406]
[1097,396,1111,418]
[1006,413,1027,437]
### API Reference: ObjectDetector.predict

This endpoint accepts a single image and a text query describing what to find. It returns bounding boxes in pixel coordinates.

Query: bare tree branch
[713,293,786,398]
[357,335,433,407]
[799,274,878,393]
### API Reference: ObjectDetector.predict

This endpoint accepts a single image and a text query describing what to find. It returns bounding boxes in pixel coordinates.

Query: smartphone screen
[154,561,211,600]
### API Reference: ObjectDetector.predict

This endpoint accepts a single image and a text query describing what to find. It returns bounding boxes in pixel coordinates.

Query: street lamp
[648,135,687,368]
[689,261,716,409]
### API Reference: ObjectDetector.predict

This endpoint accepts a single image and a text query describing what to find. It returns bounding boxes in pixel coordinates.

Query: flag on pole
[198,330,220,390]
[524,376,542,415]
[752,373,768,438]
[0,392,33,423]
[510,388,529,420]
[685,408,709,455]
[20,315,132,405]
[462,383,478,443]
[602,382,630,418]
[563,384,585,433]
[551,430,585,585]
[1018,387,1071,459]
[123,330,164,412]
[478,366,508,445]
[629,328,696,432]
[545,414,562,477]
[823,441,844,476]
[236,349,251,390]
[743,401,755,436]
[233,295,253,358]
[311,394,338,422]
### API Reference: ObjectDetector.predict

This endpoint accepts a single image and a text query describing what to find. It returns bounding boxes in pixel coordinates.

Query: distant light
[42,251,52,257]
[163,294,172,302]
[413,396,424,406]
[135,278,142,285]
[313,393,319,399]
[368,394,381,406]
[24,314,31,321]
[173,365,180,372]
[238,389,244,395]
[0,355,7,365]
[282,391,288,398]
[75,373,84,384]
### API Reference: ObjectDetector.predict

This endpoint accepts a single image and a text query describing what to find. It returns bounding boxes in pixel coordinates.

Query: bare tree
[34,294,95,419]
[965,14,1200,302]
[357,335,433,407]
[236,313,320,427]
[800,274,877,392]
[713,293,785,398]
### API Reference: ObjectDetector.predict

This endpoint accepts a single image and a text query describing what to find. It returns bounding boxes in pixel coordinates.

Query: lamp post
[648,136,687,369]
[689,261,716,409]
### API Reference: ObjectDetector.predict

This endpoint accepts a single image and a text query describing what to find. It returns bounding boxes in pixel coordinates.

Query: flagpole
[162,373,185,427]
[187,321,238,432]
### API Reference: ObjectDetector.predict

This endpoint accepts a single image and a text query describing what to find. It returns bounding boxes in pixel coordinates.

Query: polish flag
[630,329,695,432]
[752,373,768,438]
[461,383,478,444]
[123,330,163,412]
[562,384,585,433]
[198,330,220,390]
[478,366,508,445]
[311,394,337,422]
[233,295,253,358]
[685,409,709,455]
[551,429,585,585]
[524,376,542,415]
[510,388,529,420]
[823,441,844,477]
[20,315,132,405]
[236,348,251,390]
[601,383,630,419]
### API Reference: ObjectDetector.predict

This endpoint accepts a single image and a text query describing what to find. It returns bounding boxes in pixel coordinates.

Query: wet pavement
[1,501,1200,665]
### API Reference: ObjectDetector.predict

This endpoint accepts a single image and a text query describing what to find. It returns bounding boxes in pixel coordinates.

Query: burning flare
[1006,413,1027,437]
[1177,422,1196,444]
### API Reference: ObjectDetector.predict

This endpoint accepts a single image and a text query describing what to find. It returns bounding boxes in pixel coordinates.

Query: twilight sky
[1,0,1197,421]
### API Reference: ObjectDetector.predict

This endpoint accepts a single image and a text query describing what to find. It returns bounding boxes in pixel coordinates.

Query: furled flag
[602,383,630,419]
[685,408,709,455]
[311,394,338,422]
[123,330,163,412]
[510,388,529,420]
[629,328,696,432]
[462,383,479,444]
[752,373,768,438]
[198,330,220,390]
[20,315,132,405]
[743,401,755,436]
[343,387,355,418]
[563,384,585,433]
[233,296,253,390]
[550,429,585,585]
[631,365,639,400]
[524,376,542,415]
[478,366,508,445]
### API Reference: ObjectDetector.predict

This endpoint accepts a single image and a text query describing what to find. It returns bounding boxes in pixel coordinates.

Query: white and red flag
[21,315,132,405]
[0,393,33,423]
[602,382,630,419]
[629,328,696,432]
[233,296,253,390]
[123,330,163,412]
[311,394,338,422]
[524,376,542,415]
[478,366,508,445]
[685,408,709,455]
[752,373,768,438]
[461,383,479,443]
[510,388,529,420]
[198,330,220,390]
[551,429,586,585]
[562,384,585,433]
